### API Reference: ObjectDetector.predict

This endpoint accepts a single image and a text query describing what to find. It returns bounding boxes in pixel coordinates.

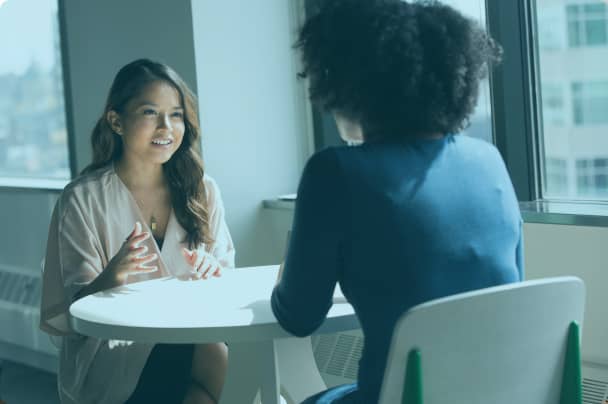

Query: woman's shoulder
[452,134,501,156]
[304,146,348,174]
[58,165,114,207]
[202,173,225,208]
[202,172,220,195]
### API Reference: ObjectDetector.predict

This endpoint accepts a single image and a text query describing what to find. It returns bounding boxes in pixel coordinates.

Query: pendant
[150,215,157,232]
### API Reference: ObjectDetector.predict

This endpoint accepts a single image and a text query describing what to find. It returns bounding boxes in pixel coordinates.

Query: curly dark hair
[297,0,502,140]
[82,59,212,249]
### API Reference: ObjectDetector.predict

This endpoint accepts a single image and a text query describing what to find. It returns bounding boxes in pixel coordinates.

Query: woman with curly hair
[271,1,522,403]
[40,59,234,404]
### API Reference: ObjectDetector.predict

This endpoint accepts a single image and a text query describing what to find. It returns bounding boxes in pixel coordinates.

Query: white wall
[190,0,311,266]
[524,223,608,365]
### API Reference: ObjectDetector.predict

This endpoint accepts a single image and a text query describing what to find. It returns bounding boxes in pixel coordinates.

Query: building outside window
[545,157,569,196]
[542,83,567,126]
[567,2,608,47]
[572,81,608,125]
[536,0,608,200]
[539,4,567,50]
[0,0,70,184]
[576,158,608,197]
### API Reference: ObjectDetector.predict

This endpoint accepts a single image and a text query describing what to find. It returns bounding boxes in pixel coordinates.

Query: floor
[0,360,292,404]
[0,360,60,404]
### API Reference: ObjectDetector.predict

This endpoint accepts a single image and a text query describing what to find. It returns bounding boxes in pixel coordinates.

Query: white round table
[70,265,359,404]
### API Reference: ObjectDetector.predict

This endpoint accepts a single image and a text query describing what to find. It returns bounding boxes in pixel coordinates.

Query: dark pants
[125,343,194,404]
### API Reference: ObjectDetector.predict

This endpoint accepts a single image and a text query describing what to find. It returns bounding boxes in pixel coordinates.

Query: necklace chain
[115,165,160,232]
[135,197,158,232]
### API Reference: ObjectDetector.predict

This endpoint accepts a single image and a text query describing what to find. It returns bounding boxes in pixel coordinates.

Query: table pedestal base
[220,337,328,404]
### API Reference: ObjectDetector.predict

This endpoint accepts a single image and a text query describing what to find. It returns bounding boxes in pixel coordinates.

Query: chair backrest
[378,276,585,404]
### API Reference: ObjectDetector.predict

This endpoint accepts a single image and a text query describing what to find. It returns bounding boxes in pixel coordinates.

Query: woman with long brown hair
[40,59,234,404]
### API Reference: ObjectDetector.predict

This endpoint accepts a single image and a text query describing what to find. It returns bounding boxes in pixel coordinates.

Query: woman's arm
[271,149,345,337]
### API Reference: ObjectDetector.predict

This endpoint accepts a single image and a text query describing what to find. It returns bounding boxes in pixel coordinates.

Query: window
[541,84,566,126]
[572,81,608,125]
[545,157,569,196]
[0,0,70,184]
[567,2,608,47]
[536,0,608,200]
[576,158,608,197]
[538,5,567,50]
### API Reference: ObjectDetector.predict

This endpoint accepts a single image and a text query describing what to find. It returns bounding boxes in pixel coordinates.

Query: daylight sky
[0,0,57,76]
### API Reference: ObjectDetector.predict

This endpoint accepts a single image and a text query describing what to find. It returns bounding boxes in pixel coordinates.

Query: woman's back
[273,1,514,402]
[272,134,522,402]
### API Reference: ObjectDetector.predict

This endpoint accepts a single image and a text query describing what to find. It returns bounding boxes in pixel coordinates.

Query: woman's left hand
[182,248,222,280]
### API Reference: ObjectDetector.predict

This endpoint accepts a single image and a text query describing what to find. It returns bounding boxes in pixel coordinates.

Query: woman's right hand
[106,221,158,284]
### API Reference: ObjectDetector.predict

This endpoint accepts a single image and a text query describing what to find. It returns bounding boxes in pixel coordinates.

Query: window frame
[490,0,608,226]
[487,0,543,202]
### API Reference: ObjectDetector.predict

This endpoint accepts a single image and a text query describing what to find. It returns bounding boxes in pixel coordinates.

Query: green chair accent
[379,277,585,404]
[559,321,582,404]
[401,349,422,404]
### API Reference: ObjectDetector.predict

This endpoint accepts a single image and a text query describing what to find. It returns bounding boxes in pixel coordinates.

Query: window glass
[567,3,608,47]
[571,81,608,125]
[0,0,70,182]
[537,0,608,200]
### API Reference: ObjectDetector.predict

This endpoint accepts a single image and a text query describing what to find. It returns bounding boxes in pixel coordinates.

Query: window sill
[262,198,296,211]
[0,177,69,192]
[520,200,608,227]
[264,197,608,228]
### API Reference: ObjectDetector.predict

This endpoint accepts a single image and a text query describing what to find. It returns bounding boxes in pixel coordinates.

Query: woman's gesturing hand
[182,248,222,280]
[107,221,158,284]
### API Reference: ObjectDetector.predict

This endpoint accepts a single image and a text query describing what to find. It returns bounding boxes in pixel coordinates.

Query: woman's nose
[158,113,172,131]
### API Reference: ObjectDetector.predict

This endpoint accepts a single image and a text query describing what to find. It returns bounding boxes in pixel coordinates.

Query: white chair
[379,276,585,404]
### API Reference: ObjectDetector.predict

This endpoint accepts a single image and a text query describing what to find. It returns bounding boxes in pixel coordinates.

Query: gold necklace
[134,197,158,232]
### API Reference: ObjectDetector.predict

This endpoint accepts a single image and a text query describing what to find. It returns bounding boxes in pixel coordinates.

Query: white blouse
[40,164,235,404]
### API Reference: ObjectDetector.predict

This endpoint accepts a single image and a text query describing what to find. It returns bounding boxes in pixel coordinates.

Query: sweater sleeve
[271,149,345,337]
[202,175,235,269]
[40,191,103,336]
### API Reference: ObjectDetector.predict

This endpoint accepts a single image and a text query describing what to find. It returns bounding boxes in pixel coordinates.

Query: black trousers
[125,343,194,404]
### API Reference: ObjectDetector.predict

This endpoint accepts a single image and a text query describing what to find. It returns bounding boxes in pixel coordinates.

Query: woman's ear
[106,110,123,135]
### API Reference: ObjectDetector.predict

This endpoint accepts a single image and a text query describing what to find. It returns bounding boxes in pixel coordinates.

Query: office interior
[0,0,607,403]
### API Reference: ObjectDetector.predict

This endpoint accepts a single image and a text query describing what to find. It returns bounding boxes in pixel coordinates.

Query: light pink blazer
[40,164,235,404]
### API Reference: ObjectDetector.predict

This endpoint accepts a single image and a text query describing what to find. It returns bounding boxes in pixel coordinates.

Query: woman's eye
[172,112,184,118]
[143,109,157,116]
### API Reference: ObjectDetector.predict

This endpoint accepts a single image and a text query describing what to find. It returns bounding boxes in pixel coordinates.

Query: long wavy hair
[82,59,212,248]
